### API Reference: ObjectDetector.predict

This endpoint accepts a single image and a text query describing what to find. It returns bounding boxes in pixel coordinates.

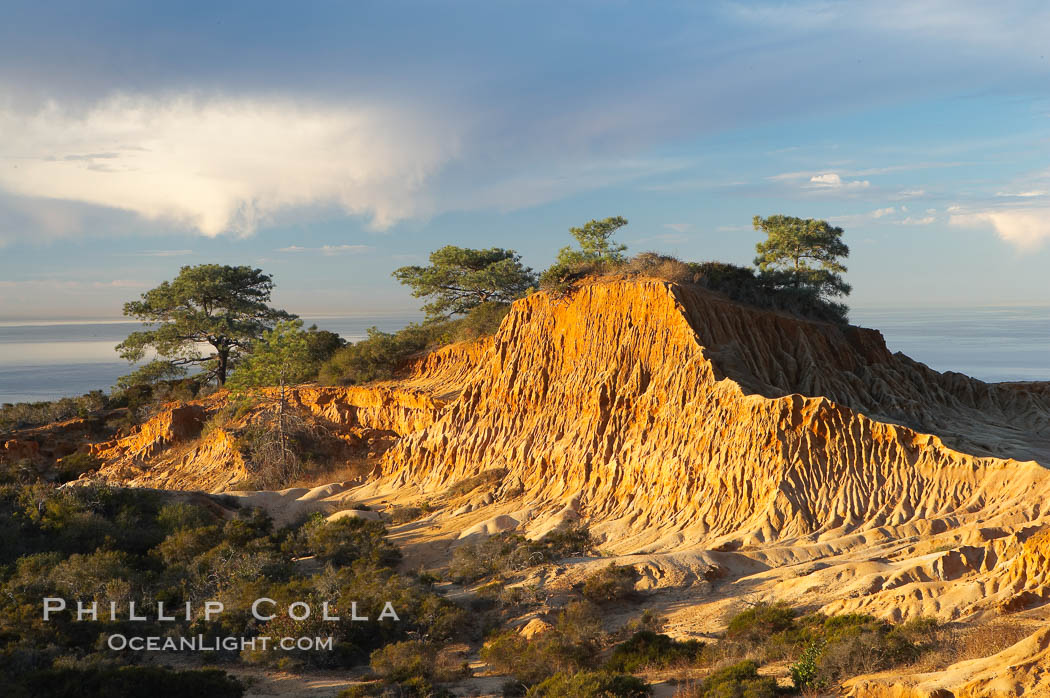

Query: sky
[0,0,1048,320]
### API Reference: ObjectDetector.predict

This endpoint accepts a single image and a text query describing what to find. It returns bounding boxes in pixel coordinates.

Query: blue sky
[1,1,1048,320]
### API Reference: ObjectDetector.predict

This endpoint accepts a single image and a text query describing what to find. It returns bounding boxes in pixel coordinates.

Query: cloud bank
[951,208,1050,249]
[0,95,463,237]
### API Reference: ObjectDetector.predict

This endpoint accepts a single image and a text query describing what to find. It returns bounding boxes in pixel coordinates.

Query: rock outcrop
[379,280,1050,552]
[88,381,453,492]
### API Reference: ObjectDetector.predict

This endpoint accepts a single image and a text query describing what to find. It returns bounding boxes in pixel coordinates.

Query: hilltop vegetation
[315,214,852,385]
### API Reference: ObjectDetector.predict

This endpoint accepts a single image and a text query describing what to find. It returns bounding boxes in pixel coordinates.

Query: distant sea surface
[0,307,1047,404]
[0,315,420,404]
[849,306,1050,383]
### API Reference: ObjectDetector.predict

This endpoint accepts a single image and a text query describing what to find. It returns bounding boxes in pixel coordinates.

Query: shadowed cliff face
[676,284,1050,464]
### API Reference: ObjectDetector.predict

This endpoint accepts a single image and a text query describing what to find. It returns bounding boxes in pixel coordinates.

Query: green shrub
[691,660,776,698]
[605,631,705,672]
[370,640,468,685]
[316,303,511,388]
[457,301,512,338]
[0,479,472,682]
[725,602,797,645]
[481,602,603,687]
[0,390,110,433]
[789,639,822,690]
[318,326,432,385]
[53,451,101,482]
[337,685,384,698]
[156,501,216,533]
[688,261,848,324]
[296,515,401,567]
[371,640,438,682]
[581,564,639,604]
[809,613,923,684]
[527,670,651,697]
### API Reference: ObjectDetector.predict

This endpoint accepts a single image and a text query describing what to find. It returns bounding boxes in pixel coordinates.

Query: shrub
[317,304,511,387]
[0,390,110,433]
[725,602,797,645]
[442,468,507,499]
[605,631,705,672]
[53,451,101,482]
[457,301,512,338]
[539,257,623,292]
[296,515,402,567]
[812,613,921,684]
[689,261,848,324]
[623,252,693,283]
[156,501,216,533]
[370,640,437,682]
[389,506,426,524]
[581,564,639,604]
[370,640,468,684]
[789,640,822,690]
[481,602,604,687]
[232,403,341,489]
[688,660,776,698]
[527,671,651,697]
[448,526,593,583]
[318,326,432,385]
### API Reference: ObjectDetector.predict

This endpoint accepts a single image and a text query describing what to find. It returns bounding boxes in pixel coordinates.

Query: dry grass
[907,620,1037,673]
[285,458,374,489]
[621,252,695,284]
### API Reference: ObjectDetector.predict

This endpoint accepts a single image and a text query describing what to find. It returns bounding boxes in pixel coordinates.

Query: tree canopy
[393,246,536,319]
[116,264,294,387]
[225,320,317,391]
[539,216,629,287]
[565,216,629,264]
[752,215,851,299]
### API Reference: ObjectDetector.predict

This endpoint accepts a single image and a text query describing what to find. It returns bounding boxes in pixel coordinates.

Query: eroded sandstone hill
[380,281,1050,546]
[65,277,1050,695]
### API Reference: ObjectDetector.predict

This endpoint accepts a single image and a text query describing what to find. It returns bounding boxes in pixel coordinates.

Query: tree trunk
[216,348,229,385]
[278,375,287,476]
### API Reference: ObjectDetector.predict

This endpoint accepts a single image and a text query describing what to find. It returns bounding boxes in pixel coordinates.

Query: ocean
[849,306,1050,383]
[0,307,1047,404]
[0,315,421,404]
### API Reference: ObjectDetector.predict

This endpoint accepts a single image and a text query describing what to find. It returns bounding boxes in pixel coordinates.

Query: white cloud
[830,206,937,227]
[277,244,372,256]
[808,173,870,190]
[899,215,936,225]
[997,190,1048,198]
[950,208,1050,249]
[0,94,463,237]
[663,223,693,233]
